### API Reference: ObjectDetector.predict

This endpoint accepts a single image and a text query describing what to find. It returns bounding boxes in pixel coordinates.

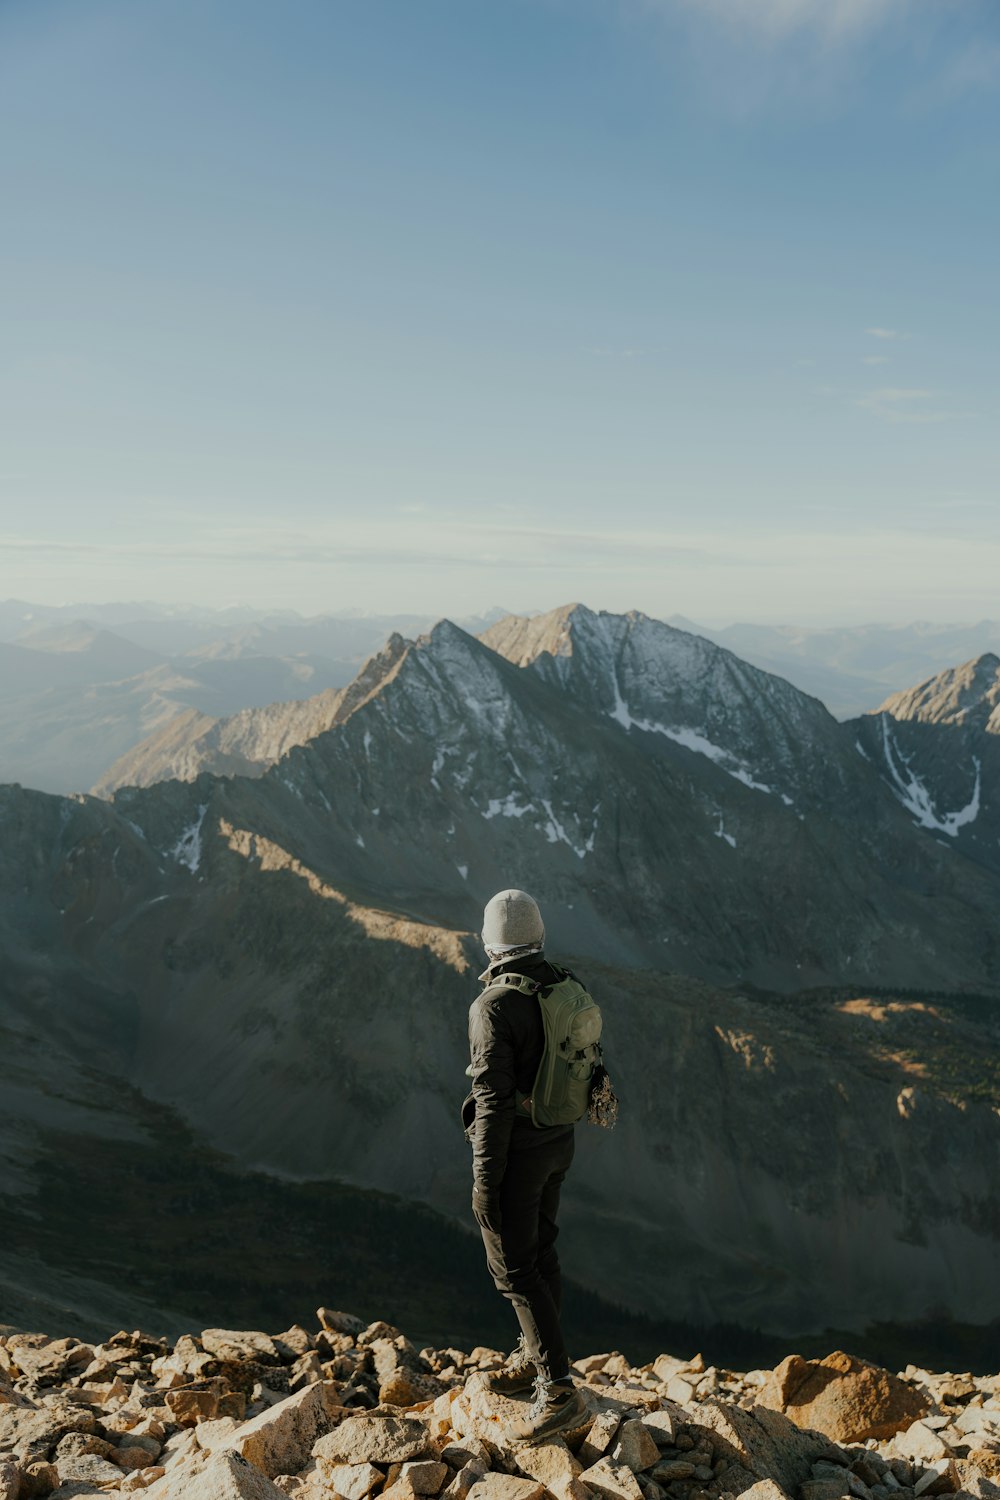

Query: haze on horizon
[1,0,997,625]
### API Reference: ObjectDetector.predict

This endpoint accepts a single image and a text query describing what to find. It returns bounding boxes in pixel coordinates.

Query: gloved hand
[472,1181,502,1234]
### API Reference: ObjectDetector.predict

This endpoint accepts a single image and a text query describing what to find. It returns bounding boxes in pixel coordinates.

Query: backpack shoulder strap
[478,971,543,1003]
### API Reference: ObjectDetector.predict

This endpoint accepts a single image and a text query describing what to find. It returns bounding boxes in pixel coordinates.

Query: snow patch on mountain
[610,670,791,803]
[880,718,981,836]
[170,804,208,872]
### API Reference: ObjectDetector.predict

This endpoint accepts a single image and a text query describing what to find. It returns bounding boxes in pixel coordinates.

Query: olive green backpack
[483,964,605,1127]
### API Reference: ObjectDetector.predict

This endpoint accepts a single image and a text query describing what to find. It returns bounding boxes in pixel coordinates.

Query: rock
[165,1388,220,1425]
[21,1460,59,1497]
[399,1462,449,1495]
[640,1412,678,1448]
[516,1438,588,1500]
[442,1461,490,1500]
[689,1401,838,1497]
[664,1377,698,1407]
[55,1451,125,1486]
[801,1481,853,1500]
[442,1442,492,1470]
[579,1413,623,1468]
[121,1469,166,1493]
[228,1383,334,1478]
[612,1421,661,1473]
[147,1449,290,1498]
[202,1331,282,1366]
[758,1356,929,1445]
[317,1310,366,1338]
[913,1459,958,1498]
[895,1426,953,1465]
[0,1403,98,1463]
[579,1458,645,1500]
[381,1370,445,1409]
[313,1414,431,1466]
[0,1459,19,1500]
[467,1477,545,1500]
[650,1461,696,1483]
[318,1461,384,1498]
[741,1485,791,1500]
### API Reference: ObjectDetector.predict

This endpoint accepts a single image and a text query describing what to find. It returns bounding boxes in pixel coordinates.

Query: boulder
[313,1414,431,1466]
[758,1355,929,1445]
[399,1462,449,1494]
[442,1461,489,1500]
[516,1438,588,1500]
[741,1484,792,1500]
[688,1401,839,1497]
[913,1458,959,1498]
[579,1458,644,1500]
[611,1421,660,1473]
[578,1412,623,1468]
[121,1469,167,1493]
[0,1459,19,1500]
[317,1310,366,1337]
[467,1477,545,1500]
[639,1411,678,1448]
[894,1424,953,1465]
[202,1331,282,1366]
[318,1461,384,1498]
[148,1449,290,1498]
[228,1384,335,1478]
[0,1401,98,1463]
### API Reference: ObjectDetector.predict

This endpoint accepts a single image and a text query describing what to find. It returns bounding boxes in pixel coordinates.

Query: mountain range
[3,602,1000,1357]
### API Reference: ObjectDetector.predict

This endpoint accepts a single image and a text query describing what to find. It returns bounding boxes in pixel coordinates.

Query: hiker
[463,888,593,1443]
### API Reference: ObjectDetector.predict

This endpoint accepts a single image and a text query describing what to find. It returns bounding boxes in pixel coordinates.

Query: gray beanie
[482,889,545,953]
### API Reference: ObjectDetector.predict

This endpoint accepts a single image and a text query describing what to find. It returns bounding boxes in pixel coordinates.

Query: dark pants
[478,1123,575,1380]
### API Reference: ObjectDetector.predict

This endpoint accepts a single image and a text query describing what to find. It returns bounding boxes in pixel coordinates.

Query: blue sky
[1,0,998,623]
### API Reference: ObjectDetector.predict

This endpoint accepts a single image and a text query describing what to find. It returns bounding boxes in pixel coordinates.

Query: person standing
[464,888,590,1443]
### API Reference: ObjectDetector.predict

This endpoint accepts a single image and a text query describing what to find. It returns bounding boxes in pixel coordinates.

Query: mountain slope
[853,655,1000,879]
[4,778,1000,1345]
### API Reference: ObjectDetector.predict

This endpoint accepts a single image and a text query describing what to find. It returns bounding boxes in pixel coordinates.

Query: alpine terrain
[3,606,1000,1362]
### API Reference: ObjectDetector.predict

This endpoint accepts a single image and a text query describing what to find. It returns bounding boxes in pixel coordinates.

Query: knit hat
[482,889,545,954]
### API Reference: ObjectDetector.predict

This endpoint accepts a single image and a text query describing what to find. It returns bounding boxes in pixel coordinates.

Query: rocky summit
[2,1312,1000,1500]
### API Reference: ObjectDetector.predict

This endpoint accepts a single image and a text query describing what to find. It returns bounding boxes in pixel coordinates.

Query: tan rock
[741,1483,791,1500]
[318,1461,384,1498]
[516,1437,588,1500]
[757,1354,928,1445]
[913,1458,958,1497]
[611,1421,660,1473]
[442,1460,489,1500]
[400,1461,449,1494]
[148,1449,289,1498]
[468,1476,545,1500]
[578,1412,622,1468]
[204,1330,280,1362]
[639,1411,677,1448]
[0,1459,19,1500]
[317,1309,366,1337]
[122,1469,167,1493]
[969,1452,1000,1481]
[165,1389,220,1426]
[228,1384,334,1478]
[894,1423,952,1464]
[313,1414,431,1466]
[689,1401,838,1497]
[579,1457,644,1500]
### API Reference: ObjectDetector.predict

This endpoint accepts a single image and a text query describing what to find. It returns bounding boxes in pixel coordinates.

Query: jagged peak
[876,651,1000,730]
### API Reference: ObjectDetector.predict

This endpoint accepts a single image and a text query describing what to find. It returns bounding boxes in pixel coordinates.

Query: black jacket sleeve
[467,991,517,1193]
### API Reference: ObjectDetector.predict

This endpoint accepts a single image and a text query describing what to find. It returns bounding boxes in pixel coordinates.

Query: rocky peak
[877,653,1000,733]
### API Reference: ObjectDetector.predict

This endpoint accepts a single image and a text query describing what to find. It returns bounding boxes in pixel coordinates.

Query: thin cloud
[862,355,890,366]
[866,327,900,340]
[858,388,958,425]
[671,0,904,42]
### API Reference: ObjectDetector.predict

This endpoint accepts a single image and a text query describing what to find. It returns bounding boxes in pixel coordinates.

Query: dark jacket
[465,951,570,1193]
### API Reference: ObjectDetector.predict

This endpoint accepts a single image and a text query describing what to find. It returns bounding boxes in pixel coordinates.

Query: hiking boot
[502,1375,589,1445]
[483,1336,538,1397]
